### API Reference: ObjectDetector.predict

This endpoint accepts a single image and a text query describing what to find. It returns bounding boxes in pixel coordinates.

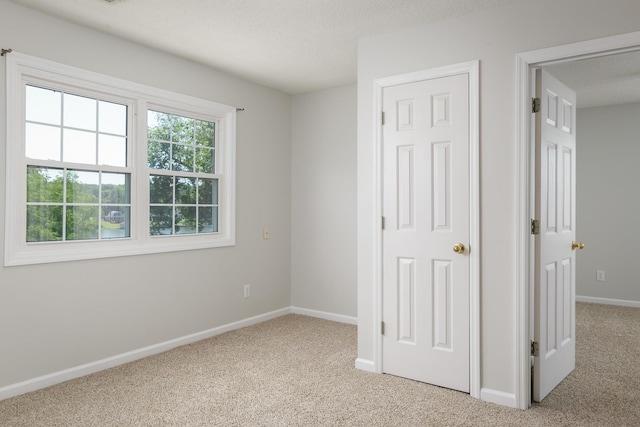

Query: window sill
[4,233,236,266]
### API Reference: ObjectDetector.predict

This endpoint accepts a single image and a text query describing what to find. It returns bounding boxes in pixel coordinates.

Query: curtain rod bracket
[1,48,13,57]
[236,108,245,112]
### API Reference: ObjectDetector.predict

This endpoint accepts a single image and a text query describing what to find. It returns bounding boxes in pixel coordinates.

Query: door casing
[515,31,640,409]
[372,60,480,399]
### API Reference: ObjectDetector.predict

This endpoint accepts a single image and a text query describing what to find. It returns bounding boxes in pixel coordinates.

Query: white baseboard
[0,306,357,401]
[577,295,640,308]
[0,307,290,401]
[480,388,518,408]
[290,306,357,325]
[355,358,376,372]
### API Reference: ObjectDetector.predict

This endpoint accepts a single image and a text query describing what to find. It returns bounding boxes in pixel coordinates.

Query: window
[147,110,218,236]
[25,85,131,243]
[5,52,236,266]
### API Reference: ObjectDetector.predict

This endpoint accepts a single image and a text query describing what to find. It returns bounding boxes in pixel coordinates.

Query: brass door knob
[453,243,465,254]
[571,241,585,250]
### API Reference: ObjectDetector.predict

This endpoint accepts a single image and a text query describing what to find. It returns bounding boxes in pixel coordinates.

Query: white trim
[576,296,640,308]
[514,52,533,411]
[355,358,376,372]
[0,307,289,401]
[480,388,518,408]
[515,31,640,410]
[5,52,237,266]
[290,306,358,325]
[468,60,481,399]
[372,77,384,375]
[371,61,481,398]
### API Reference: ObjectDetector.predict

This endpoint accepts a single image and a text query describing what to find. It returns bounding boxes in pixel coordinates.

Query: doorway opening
[516,31,640,409]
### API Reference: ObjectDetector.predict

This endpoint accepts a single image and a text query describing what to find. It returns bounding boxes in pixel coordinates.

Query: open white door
[382,73,470,393]
[533,69,582,401]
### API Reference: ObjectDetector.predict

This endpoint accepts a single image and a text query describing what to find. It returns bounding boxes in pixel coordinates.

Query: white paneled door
[382,74,470,393]
[533,69,578,402]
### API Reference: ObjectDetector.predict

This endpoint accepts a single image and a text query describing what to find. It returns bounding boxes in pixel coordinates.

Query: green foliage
[147,110,215,173]
[26,205,63,242]
[147,111,217,235]
[26,167,129,242]
[27,168,64,241]
[66,206,99,240]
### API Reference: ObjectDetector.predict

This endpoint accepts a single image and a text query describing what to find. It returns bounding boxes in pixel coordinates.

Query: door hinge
[381,111,385,125]
[531,340,539,357]
[381,216,385,230]
[531,219,540,235]
[381,321,385,335]
[532,97,541,113]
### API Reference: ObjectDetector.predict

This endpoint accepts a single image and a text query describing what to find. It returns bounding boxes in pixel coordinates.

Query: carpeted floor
[1,302,639,426]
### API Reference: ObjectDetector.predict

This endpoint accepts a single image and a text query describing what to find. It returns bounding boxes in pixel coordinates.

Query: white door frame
[515,31,640,409]
[372,60,480,399]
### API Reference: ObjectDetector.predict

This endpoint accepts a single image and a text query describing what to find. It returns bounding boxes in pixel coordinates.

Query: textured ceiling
[8,0,520,94]
[9,0,639,103]
[545,50,640,109]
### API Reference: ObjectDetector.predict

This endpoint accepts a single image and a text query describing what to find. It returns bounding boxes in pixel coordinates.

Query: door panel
[534,69,577,402]
[398,257,416,343]
[382,74,469,393]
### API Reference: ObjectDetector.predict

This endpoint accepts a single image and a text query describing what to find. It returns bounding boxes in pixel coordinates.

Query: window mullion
[62,169,68,241]
[134,99,148,242]
[95,101,100,166]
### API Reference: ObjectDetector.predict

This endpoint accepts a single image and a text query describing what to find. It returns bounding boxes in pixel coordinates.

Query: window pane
[25,123,61,161]
[102,173,130,204]
[98,101,127,136]
[63,93,96,131]
[198,207,215,233]
[212,207,218,232]
[98,134,127,167]
[195,147,214,174]
[63,129,96,164]
[150,206,173,235]
[148,111,171,141]
[26,85,61,125]
[172,116,195,144]
[101,206,130,239]
[150,175,173,204]
[171,144,194,172]
[66,206,99,240]
[176,177,196,205]
[175,206,196,235]
[27,167,64,203]
[66,170,99,203]
[27,205,63,242]
[198,178,218,204]
[147,140,171,170]
[195,120,214,148]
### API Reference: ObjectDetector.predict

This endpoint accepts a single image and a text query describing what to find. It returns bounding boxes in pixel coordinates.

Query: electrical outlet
[596,270,605,282]
[244,284,251,298]
[263,227,270,240]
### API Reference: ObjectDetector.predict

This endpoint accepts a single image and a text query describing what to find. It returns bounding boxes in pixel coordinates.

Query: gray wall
[357,0,640,405]
[577,103,640,304]
[291,85,357,318]
[1,0,360,394]
[0,0,292,388]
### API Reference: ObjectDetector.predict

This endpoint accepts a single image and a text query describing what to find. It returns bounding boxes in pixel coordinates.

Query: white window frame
[5,52,236,266]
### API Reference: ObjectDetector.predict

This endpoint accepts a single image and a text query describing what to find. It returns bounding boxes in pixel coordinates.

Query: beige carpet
[1,302,639,426]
